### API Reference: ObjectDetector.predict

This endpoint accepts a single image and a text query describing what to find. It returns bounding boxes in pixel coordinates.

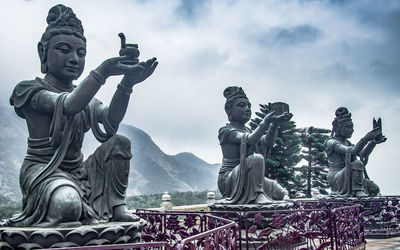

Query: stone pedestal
[209,200,294,229]
[0,220,146,249]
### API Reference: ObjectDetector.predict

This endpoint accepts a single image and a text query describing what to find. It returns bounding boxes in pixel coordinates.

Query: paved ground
[366,237,400,249]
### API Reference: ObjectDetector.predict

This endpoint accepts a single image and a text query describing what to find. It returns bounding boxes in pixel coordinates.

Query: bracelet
[117,83,133,95]
[90,70,106,85]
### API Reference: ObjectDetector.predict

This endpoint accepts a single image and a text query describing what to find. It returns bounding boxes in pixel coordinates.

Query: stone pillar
[161,191,172,211]
[207,191,216,205]
[312,189,322,199]
[284,189,290,200]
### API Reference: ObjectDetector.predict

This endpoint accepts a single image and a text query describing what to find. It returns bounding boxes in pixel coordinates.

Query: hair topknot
[223,86,247,100]
[40,4,85,43]
[223,86,249,114]
[46,4,83,34]
[335,107,349,117]
[331,107,352,136]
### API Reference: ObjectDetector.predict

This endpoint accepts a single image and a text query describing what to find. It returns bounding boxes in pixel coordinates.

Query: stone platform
[209,200,295,229]
[0,220,146,249]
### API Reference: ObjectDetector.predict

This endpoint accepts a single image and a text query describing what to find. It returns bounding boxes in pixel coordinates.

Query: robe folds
[218,125,285,204]
[7,78,132,226]
[325,138,379,196]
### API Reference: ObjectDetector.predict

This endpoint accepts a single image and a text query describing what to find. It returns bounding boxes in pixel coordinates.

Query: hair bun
[335,107,349,117]
[44,4,84,36]
[223,86,246,100]
[46,5,62,24]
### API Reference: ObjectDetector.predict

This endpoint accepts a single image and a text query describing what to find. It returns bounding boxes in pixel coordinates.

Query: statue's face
[229,98,251,124]
[46,33,86,83]
[339,120,354,139]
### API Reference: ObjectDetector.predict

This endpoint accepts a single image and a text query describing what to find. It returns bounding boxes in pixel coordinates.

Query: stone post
[207,191,216,205]
[284,189,290,200]
[161,191,172,211]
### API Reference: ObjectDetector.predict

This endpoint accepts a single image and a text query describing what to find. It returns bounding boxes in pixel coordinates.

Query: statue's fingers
[146,61,158,76]
[146,57,157,65]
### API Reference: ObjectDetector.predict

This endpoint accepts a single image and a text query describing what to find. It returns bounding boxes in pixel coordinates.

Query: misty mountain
[0,105,219,205]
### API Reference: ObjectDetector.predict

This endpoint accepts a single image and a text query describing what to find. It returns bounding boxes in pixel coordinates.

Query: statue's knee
[247,154,264,168]
[106,134,132,159]
[109,134,131,148]
[48,186,82,222]
[351,160,364,171]
[366,181,380,196]
[274,189,285,200]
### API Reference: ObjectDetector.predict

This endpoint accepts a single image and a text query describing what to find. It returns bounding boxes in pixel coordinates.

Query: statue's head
[38,4,86,82]
[223,86,251,124]
[332,107,353,139]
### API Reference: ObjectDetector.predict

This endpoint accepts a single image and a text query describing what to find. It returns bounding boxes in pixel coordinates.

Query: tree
[249,103,305,198]
[299,127,331,198]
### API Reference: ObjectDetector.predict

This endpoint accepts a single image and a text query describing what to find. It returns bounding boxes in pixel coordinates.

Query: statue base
[0,220,146,249]
[209,200,294,229]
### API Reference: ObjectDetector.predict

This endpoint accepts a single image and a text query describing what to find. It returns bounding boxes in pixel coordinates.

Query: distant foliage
[126,190,210,209]
[298,127,331,197]
[0,203,21,220]
[249,103,304,198]
[0,191,212,219]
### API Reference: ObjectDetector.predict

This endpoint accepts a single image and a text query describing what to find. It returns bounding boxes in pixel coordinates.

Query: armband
[90,70,106,85]
[117,84,133,95]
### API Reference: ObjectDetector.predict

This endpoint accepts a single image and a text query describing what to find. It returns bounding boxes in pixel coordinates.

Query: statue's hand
[260,111,276,126]
[96,56,145,79]
[272,112,293,124]
[374,135,387,144]
[121,57,158,88]
[363,127,381,142]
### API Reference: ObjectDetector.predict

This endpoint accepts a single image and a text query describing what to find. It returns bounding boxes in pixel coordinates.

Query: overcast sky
[1,0,399,195]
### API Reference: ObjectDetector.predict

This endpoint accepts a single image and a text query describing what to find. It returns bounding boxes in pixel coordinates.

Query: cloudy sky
[1,0,399,195]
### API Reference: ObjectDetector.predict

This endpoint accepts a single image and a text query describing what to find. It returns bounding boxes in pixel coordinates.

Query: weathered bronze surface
[5,4,157,227]
[217,86,292,204]
[324,107,386,197]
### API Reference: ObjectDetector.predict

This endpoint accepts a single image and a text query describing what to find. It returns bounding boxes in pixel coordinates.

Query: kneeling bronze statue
[6,4,157,227]
[324,107,386,197]
[217,86,292,204]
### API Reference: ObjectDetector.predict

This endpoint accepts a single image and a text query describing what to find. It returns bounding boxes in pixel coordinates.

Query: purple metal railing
[295,196,400,238]
[137,212,239,249]
[358,196,400,238]
[35,200,372,249]
[137,204,365,250]
[332,204,365,250]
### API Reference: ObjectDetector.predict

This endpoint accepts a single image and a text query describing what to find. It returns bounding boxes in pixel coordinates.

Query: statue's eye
[77,49,86,57]
[56,45,70,54]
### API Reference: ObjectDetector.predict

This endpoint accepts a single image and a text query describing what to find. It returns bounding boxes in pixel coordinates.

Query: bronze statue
[218,86,292,204]
[324,107,386,197]
[6,4,157,227]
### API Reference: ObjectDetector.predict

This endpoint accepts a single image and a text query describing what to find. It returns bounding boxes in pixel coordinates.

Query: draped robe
[217,125,285,204]
[7,78,132,226]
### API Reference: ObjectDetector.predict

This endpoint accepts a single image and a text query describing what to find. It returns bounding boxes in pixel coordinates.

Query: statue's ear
[37,42,48,73]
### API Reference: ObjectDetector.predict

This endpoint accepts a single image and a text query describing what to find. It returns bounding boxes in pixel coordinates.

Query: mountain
[0,105,27,204]
[0,105,220,205]
[173,152,220,176]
